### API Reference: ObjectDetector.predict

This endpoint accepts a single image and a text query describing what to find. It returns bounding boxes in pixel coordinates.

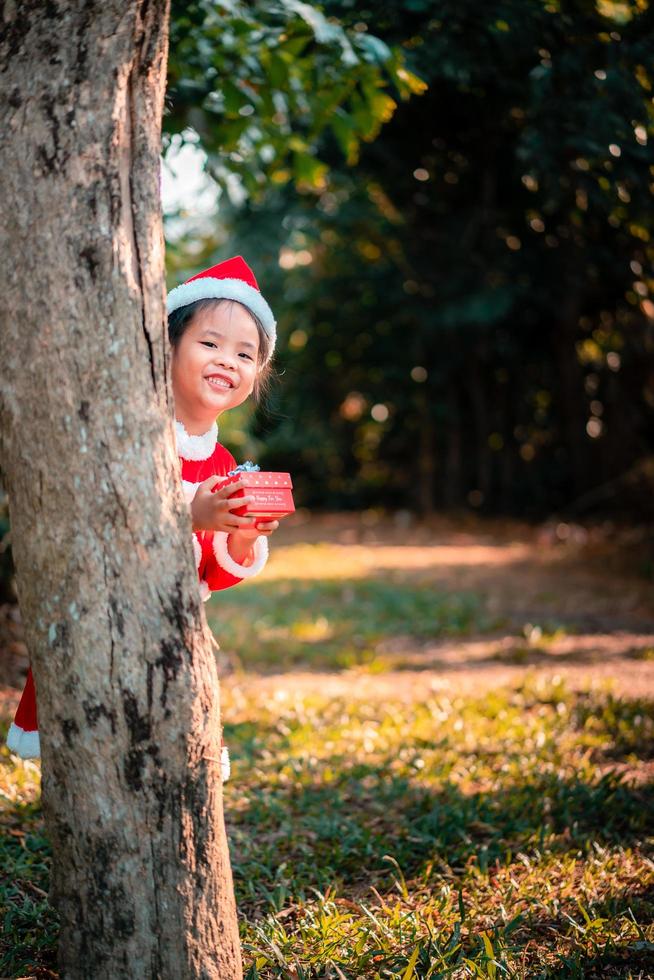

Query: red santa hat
[6,667,40,758]
[167,255,276,360]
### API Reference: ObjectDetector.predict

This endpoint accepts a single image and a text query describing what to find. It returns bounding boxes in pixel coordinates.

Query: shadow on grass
[376,641,654,675]
[2,751,652,976]
[227,737,654,915]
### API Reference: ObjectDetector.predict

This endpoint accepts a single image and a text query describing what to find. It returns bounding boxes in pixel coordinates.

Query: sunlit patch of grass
[262,543,372,581]
[571,691,654,762]
[208,578,485,671]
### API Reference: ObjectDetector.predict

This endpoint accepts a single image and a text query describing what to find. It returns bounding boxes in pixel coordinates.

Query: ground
[1,513,653,978]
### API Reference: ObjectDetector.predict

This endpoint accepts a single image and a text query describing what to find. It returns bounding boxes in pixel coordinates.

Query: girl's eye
[201,342,217,348]
[239,352,254,360]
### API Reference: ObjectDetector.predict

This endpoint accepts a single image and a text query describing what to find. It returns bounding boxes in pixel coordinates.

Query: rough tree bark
[0,2,243,976]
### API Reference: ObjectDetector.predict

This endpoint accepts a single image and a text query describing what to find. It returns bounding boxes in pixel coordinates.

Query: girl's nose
[215,350,237,370]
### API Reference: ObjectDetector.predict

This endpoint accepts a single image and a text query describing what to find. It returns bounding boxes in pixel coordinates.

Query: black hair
[168,298,273,401]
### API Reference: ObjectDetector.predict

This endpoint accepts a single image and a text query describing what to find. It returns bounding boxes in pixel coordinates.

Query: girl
[6,255,279,782]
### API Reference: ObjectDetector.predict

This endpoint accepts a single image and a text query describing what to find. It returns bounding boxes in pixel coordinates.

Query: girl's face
[171,301,260,431]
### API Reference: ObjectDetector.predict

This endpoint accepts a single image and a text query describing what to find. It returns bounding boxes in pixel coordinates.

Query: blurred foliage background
[3,0,654,600]
[164,0,654,520]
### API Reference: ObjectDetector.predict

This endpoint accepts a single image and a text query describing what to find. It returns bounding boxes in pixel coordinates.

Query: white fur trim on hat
[167,277,276,358]
[7,723,41,759]
[175,420,218,461]
[212,531,269,579]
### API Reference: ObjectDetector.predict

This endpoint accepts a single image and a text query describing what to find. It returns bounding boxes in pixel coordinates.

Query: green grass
[0,766,57,976]
[2,542,654,977]
[207,578,485,671]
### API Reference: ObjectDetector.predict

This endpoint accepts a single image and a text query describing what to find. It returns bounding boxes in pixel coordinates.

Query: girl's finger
[228,514,259,528]
[211,477,246,497]
[223,495,256,511]
[214,518,249,532]
[213,510,256,526]
[210,494,255,511]
[199,474,229,492]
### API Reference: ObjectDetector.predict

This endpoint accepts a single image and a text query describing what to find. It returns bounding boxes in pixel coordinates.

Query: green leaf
[330,111,360,165]
[480,932,497,978]
[222,79,247,115]
[356,33,392,65]
[401,944,421,980]
[268,53,288,89]
[293,151,328,188]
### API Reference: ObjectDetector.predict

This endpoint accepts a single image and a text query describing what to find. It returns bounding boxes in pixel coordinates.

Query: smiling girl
[167,256,280,589]
[7,256,280,782]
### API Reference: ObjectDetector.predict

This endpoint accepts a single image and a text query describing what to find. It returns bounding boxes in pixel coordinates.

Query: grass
[0,765,56,976]
[2,533,654,977]
[206,577,485,671]
[224,678,654,978]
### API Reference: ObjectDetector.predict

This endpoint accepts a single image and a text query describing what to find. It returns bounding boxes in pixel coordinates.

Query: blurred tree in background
[165,0,654,519]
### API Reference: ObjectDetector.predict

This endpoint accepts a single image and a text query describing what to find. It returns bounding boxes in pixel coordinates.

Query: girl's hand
[190,475,258,533]
[228,519,280,567]
[232,519,279,541]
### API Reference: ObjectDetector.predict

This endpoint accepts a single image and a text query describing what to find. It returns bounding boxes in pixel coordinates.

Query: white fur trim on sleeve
[6,723,41,759]
[193,534,202,570]
[212,532,269,579]
[199,580,211,602]
[182,480,200,504]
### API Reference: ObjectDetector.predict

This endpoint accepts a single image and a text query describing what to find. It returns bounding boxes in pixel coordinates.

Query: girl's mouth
[205,375,234,390]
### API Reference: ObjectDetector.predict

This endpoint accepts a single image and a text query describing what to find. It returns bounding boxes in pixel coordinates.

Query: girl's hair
[168,298,273,401]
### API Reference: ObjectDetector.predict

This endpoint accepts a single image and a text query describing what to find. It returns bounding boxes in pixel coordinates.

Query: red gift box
[213,471,295,525]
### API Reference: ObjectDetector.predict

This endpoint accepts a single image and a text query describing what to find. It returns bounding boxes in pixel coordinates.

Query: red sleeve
[200,533,243,592]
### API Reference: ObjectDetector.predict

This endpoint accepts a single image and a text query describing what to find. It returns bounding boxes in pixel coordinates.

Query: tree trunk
[554,284,587,499]
[0,3,243,976]
[416,386,436,515]
[468,353,492,508]
[443,382,463,508]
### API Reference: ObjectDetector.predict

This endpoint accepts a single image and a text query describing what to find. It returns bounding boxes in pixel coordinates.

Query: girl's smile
[205,371,235,390]
[171,301,260,434]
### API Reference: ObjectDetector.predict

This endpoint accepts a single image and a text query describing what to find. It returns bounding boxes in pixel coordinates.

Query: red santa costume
[6,255,276,783]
